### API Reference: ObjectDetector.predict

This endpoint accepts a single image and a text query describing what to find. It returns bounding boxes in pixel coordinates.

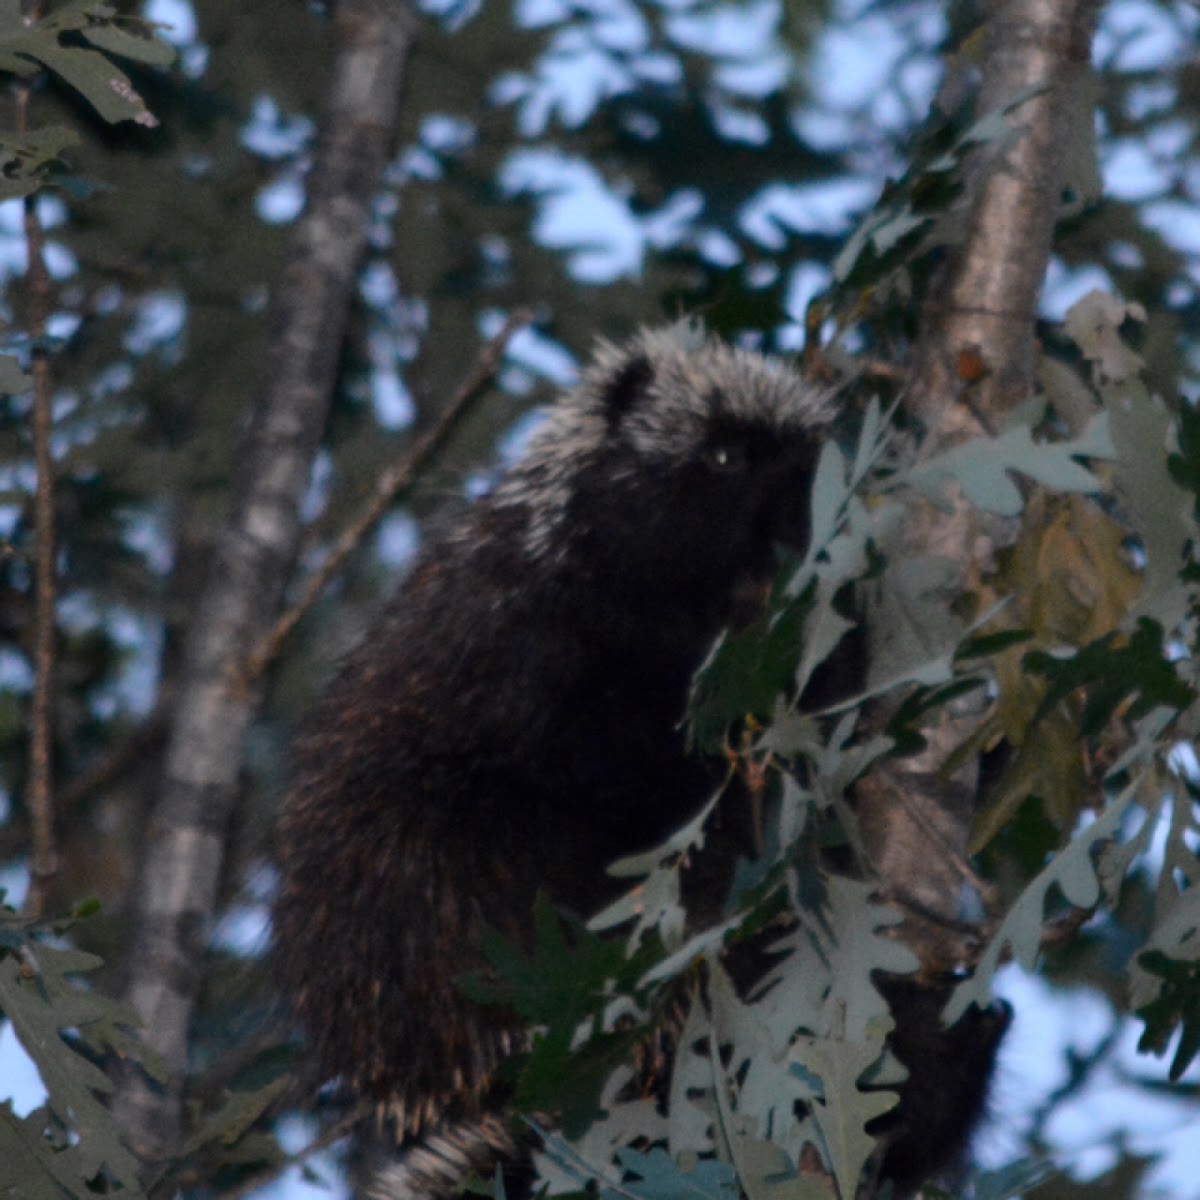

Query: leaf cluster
[0,896,153,1199]
[472,281,1200,1197]
[0,1,170,202]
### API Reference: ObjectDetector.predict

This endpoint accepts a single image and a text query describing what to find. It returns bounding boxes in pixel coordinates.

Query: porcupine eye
[706,441,748,473]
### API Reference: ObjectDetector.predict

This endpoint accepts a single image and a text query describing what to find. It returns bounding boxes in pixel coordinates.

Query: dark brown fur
[272,328,1006,1198]
[273,328,831,1131]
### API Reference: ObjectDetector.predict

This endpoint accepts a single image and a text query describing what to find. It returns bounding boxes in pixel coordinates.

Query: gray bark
[910,0,1102,439]
[115,0,417,1166]
[862,0,1103,967]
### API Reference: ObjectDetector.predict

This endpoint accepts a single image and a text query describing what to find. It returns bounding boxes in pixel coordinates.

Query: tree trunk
[860,0,1103,972]
[114,0,418,1167]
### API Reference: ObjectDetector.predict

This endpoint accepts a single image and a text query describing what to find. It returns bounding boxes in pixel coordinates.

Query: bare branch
[240,308,533,687]
[17,35,60,919]
[24,236,57,922]
[114,0,418,1167]
[57,713,168,811]
[213,1102,369,1200]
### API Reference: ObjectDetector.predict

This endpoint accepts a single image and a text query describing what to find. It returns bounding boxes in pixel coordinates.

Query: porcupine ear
[599,351,654,428]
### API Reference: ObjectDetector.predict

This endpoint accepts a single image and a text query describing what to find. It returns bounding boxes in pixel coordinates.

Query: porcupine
[271,325,1007,1199]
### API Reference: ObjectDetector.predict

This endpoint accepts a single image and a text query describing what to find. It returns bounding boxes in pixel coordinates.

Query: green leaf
[181,1076,291,1157]
[722,1138,835,1200]
[815,879,918,1044]
[464,894,627,1027]
[1168,394,1200,518]
[0,353,31,394]
[0,953,144,1194]
[0,1102,91,1200]
[1130,862,1200,1081]
[613,1146,738,1200]
[830,87,1035,293]
[0,49,38,76]
[791,1023,897,1200]
[689,587,816,752]
[1064,290,1146,384]
[947,783,1139,1020]
[590,788,723,953]
[956,629,1034,662]
[1106,378,1193,612]
[806,441,851,560]
[28,40,159,127]
[705,963,821,1174]
[905,414,1110,517]
[0,905,164,1196]
[1024,617,1195,736]
[79,20,174,69]
[864,555,964,698]
[543,1081,672,1193]
[462,895,659,1134]
[0,128,80,201]
[1134,949,1200,1082]
[1037,353,1101,437]
[667,996,724,1157]
[0,8,165,125]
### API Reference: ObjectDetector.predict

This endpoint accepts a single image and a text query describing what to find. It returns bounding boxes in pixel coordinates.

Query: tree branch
[17,8,60,918]
[114,0,418,1168]
[910,0,1102,439]
[214,1102,369,1200]
[861,0,1103,972]
[239,308,532,687]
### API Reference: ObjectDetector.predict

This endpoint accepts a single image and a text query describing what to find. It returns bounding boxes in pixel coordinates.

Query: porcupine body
[272,326,1005,1198]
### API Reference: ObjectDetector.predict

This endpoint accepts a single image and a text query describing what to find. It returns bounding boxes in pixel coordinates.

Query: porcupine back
[271,326,834,1137]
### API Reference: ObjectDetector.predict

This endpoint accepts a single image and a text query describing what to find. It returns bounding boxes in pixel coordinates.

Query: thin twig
[0,714,169,866]
[189,1031,301,1109]
[1038,903,1097,951]
[18,11,59,917]
[213,1101,369,1200]
[239,309,533,687]
[57,712,168,809]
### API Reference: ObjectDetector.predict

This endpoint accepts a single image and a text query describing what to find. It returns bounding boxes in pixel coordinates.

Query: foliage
[0,1,169,133]
[0,0,169,220]
[461,895,662,1136]
[0,894,152,1198]
[480,277,1200,1197]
